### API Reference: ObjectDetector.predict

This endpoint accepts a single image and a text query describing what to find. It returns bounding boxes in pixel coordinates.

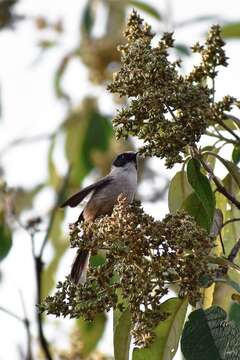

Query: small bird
[61,151,138,284]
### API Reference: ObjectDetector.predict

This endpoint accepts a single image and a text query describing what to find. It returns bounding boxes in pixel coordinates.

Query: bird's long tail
[70,250,90,284]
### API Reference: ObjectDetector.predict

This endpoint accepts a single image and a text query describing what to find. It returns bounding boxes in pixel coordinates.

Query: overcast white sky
[0,0,240,359]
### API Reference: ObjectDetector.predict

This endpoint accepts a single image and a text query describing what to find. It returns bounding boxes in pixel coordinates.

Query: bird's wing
[60,176,113,208]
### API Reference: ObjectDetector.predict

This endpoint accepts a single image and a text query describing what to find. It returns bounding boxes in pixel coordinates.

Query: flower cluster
[189,24,228,81]
[108,11,228,167]
[41,196,214,346]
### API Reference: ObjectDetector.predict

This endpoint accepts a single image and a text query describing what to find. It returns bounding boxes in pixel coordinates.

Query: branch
[19,291,33,360]
[0,305,32,360]
[222,218,240,229]
[0,132,55,157]
[205,130,238,145]
[215,117,240,142]
[33,167,71,360]
[39,165,72,258]
[192,147,240,210]
[165,103,178,122]
[0,305,23,322]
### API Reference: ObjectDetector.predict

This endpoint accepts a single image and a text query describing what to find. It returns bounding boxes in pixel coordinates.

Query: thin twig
[39,165,72,258]
[215,117,240,142]
[0,306,23,322]
[205,130,237,145]
[0,304,32,360]
[165,103,178,122]
[33,166,72,360]
[0,133,55,157]
[222,218,240,229]
[19,291,33,360]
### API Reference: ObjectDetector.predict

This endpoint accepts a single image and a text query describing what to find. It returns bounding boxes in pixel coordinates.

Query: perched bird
[61,151,138,284]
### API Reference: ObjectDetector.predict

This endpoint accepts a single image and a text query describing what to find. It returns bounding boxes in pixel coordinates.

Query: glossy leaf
[114,308,132,360]
[215,118,238,131]
[222,22,240,38]
[215,188,240,263]
[133,298,188,360]
[232,145,240,165]
[187,158,215,220]
[181,306,240,360]
[225,114,240,129]
[0,216,12,262]
[76,313,107,357]
[187,159,215,229]
[129,1,161,21]
[182,192,210,231]
[168,170,192,214]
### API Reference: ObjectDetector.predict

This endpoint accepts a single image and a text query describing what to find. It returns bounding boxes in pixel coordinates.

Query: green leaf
[76,313,107,357]
[202,145,220,171]
[181,306,240,360]
[222,22,240,38]
[168,170,192,214]
[213,154,240,189]
[175,43,191,56]
[0,216,12,262]
[128,0,161,21]
[42,211,67,298]
[42,241,68,299]
[215,187,240,263]
[176,15,217,28]
[187,158,215,229]
[81,1,94,36]
[229,303,240,326]
[232,145,240,165]
[215,118,238,131]
[226,278,240,293]
[65,100,113,186]
[133,298,188,360]
[182,192,210,231]
[48,136,62,189]
[90,253,106,267]
[54,55,72,102]
[114,308,132,360]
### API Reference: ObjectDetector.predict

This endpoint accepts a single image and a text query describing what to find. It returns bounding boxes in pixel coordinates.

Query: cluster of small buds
[108,12,229,167]
[211,95,236,123]
[41,195,214,346]
[189,25,228,81]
